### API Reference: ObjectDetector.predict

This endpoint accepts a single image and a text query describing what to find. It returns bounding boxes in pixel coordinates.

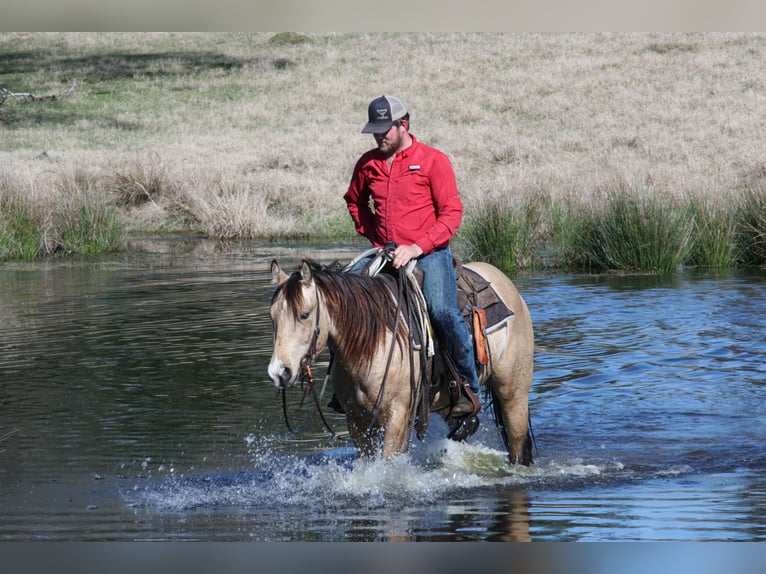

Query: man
[343,94,480,418]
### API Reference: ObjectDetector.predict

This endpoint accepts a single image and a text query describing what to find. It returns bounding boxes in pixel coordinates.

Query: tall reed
[574,183,694,273]
[736,183,766,266]
[687,193,739,268]
[460,195,540,272]
[0,195,43,261]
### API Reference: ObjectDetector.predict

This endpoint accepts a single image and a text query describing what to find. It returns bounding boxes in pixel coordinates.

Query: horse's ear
[271,260,288,285]
[300,260,314,285]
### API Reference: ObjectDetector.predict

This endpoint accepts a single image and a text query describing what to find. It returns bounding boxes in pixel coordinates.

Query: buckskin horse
[267,256,535,465]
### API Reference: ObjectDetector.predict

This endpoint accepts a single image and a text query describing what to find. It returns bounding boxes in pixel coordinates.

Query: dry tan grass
[2,32,766,239]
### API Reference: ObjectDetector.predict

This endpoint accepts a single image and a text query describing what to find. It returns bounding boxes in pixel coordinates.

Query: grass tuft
[0,167,124,259]
[107,157,172,207]
[687,193,739,268]
[582,183,694,272]
[268,33,312,46]
[0,194,44,261]
[460,194,541,272]
[736,183,766,266]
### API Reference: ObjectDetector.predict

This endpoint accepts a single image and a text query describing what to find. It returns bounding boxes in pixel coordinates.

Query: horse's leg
[345,416,379,457]
[490,374,533,465]
[375,404,407,458]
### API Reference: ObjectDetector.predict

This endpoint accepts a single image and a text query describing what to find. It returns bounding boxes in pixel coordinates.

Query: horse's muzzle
[267,360,294,388]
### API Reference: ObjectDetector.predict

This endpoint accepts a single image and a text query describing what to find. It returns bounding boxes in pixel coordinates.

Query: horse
[267,257,535,465]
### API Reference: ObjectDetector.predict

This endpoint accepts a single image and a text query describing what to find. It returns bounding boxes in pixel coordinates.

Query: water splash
[129,435,625,513]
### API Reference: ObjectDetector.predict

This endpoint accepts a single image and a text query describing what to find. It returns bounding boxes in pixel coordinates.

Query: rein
[280,285,341,438]
[363,252,431,450]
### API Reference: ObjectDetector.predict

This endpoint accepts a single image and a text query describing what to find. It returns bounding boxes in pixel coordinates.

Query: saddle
[366,254,514,378]
[454,259,515,377]
[358,250,515,441]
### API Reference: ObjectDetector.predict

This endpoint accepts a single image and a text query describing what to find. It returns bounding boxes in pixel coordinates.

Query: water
[1,237,764,541]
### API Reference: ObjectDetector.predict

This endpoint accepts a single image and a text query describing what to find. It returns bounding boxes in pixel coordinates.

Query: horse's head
[267,259,327,388]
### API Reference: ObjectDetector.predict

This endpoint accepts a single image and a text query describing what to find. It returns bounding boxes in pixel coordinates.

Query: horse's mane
[273,260,407,370]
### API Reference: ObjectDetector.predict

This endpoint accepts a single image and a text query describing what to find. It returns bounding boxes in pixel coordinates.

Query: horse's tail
[489,386,535,466]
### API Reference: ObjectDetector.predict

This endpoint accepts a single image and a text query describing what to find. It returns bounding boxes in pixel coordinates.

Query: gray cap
[361,95,408,134]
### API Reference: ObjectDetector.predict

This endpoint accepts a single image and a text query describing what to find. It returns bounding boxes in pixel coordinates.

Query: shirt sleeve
[415,152,463,254]
[343,157,377,244]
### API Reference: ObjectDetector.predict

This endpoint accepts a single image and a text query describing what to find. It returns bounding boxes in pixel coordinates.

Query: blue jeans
[419,247,480,394]
[349,247,480,393]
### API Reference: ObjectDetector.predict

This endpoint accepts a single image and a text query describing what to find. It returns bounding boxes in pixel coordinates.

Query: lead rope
[303,363,341,439]
[291,288,342,438]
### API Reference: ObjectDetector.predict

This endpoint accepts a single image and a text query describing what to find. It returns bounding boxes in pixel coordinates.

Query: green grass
[687,193,739,268]
[546,199,596,270]
[0,196,43,261]
[460,196,540,273]
[577,184,694,272]
[0,169,124,260]
[56,191,124,255]
[737,183,766,266]
[460,183,766,272]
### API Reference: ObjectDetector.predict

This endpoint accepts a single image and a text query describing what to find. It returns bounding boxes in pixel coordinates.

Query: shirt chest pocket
[397,168,430,189]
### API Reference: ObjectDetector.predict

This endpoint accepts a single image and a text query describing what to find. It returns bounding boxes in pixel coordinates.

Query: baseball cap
[361,95,408,134]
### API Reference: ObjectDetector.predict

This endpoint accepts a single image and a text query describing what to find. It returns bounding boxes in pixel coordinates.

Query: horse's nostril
[279,367,292,387]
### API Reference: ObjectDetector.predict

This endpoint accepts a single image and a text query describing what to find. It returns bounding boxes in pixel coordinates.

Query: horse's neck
[320,278,404,377]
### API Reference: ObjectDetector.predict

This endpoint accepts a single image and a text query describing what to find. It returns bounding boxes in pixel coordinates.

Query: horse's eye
[299,311,311,321]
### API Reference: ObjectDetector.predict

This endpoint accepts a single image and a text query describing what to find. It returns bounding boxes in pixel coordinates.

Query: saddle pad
[456,265,515,334]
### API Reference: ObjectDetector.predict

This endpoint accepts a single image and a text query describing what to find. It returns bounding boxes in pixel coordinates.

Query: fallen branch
[0,79,78,106]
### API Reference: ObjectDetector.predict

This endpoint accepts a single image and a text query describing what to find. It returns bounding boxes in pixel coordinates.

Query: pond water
[1,237,764,542]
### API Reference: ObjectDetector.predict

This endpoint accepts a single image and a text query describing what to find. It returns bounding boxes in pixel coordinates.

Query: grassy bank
[2,32,766,270]
[460,180,766,272]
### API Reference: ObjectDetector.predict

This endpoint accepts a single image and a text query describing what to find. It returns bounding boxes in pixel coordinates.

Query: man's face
[373,122,406,157]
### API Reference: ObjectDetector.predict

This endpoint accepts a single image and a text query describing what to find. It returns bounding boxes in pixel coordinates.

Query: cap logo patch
[375,108,390,120]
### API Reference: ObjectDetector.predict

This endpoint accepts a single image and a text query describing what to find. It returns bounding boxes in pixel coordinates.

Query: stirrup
[447,379,481,418]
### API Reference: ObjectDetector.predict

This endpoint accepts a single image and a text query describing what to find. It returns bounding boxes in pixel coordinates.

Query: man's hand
[391,243,423,268]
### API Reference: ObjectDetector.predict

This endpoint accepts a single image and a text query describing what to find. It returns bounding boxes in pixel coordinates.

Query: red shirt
[344,135,463,255]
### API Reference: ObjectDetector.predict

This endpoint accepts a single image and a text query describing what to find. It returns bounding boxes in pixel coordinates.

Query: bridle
[301,287,322,371]
[280,281,340,437]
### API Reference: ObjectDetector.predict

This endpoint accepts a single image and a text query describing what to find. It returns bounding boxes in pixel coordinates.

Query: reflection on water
[0,238,765,541]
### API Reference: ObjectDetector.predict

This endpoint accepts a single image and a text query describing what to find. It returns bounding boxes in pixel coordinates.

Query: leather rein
[281,285,341,438]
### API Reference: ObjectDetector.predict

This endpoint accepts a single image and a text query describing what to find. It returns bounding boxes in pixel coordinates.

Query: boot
[449,394,475,417]
[447,380,480,418]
